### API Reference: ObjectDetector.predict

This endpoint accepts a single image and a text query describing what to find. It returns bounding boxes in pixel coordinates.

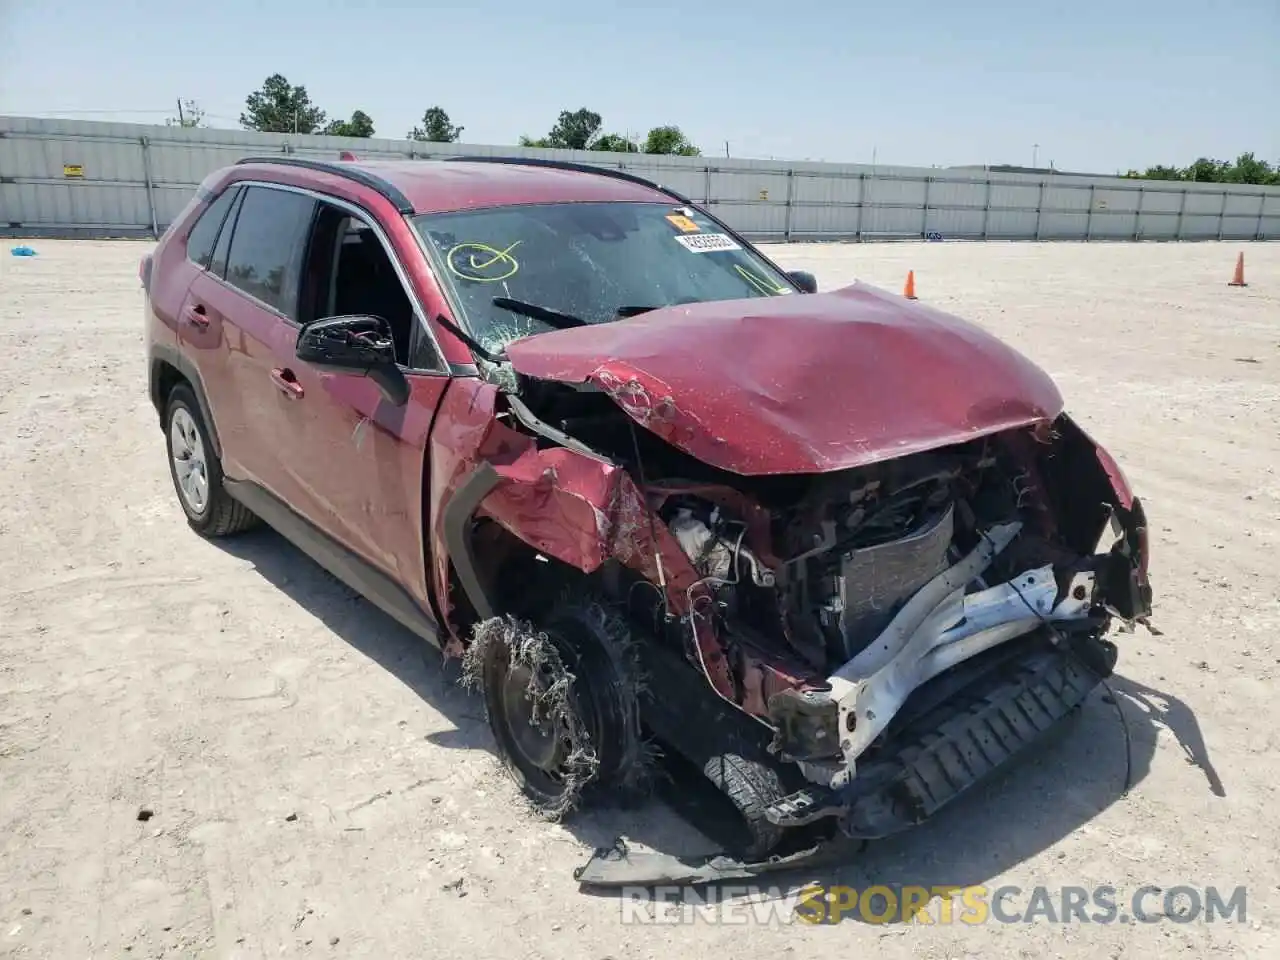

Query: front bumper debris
[766,636,1108,837]
[574,835,857,888]
[574,637,1111,887]
[770,522,1099,785]
[836,637,1108,838]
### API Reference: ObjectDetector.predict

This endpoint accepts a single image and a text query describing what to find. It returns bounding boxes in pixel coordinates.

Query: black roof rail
[234,156,414,214]
[444,155,695,206]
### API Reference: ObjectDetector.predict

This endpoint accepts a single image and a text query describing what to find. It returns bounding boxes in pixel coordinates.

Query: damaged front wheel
[468,603,645,819]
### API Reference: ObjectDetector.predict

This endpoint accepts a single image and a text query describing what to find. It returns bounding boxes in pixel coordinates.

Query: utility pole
[1032,143,1040,168]
[724,141,730,158]
[176,98,185,126]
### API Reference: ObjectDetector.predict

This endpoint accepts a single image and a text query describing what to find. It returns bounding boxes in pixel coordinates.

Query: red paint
[350,160,670,214]
[1091,438,1136,511]
[506,283,1065,476]
[148,158,1140,726]
[419,381,824,705]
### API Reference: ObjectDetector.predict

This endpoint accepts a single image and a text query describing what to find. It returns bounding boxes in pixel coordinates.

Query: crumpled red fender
[426,379,820,713]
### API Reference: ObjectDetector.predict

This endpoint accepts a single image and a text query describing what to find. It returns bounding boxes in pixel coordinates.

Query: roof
[234,157,677,216]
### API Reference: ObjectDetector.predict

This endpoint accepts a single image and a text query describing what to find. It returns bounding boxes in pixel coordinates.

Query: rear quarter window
[209,188,245,279]
[185,185,242,269]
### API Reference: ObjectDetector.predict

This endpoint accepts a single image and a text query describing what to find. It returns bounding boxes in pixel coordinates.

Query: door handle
[182,304,209,328]
[270,367,305,399]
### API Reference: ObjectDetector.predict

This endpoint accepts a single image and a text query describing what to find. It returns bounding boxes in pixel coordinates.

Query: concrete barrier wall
[3,115,1278,241]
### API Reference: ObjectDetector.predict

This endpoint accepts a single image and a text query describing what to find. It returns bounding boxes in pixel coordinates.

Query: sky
[1,0,1276,173]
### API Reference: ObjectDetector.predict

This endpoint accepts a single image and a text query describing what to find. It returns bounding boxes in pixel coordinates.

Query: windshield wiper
[433,313,505,364]
[492,297,588,330]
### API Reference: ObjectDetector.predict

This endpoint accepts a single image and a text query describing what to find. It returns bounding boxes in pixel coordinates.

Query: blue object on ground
[10,245,37,257]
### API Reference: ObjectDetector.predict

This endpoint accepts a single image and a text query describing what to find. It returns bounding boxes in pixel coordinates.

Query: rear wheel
[164,384,258,537]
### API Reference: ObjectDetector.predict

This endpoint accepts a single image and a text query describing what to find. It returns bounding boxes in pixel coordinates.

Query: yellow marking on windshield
[734,263,789,295]
[447,241,522,282]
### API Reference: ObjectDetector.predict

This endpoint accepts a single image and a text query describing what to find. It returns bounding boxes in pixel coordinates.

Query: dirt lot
[1,239,1277,959]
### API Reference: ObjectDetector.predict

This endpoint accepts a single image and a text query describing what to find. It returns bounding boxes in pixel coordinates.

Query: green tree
[240,74,327,134]
[592,133,638,153]
[1123,164,1182,180]
[1184,157,1229,182]
[325,110,375,138]
[546,108,602,149]
[642,125,700,156]
[518,134,552,148]
[1121,153,1280,185]
[166,99,206,128]
[408,107,464,142]
[1223,152,1274,185]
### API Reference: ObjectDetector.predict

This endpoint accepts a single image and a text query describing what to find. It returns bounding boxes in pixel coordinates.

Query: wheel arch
[442,501,600,642]
[149,344,222,459]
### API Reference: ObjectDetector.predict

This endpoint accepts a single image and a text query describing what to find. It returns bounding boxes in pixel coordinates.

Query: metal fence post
[1034,179,1044,241]
[922,176,931,239]
[1256,193,1266,241]
[854,173,865,241]
[703,165,711,206]
[981,178,991,240]
[1175,188,1187,241]
[783,167,794,242]
[139,136,159,239]
[1133,185,1144,240]
[1085,185,1095,241]
[1217,190,1228,240]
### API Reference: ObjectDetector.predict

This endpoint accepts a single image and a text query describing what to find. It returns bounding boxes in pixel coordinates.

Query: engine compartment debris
[430,284,1151,872]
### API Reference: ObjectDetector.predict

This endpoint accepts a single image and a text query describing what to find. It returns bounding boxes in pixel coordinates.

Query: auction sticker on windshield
[675,233,741,253]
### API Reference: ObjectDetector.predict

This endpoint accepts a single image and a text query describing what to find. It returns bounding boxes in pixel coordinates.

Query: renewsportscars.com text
[618,884,1248,926]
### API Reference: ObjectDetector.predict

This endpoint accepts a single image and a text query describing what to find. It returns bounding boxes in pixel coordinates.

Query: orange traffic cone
[1228,253,1247,287]
[903,270,918,300]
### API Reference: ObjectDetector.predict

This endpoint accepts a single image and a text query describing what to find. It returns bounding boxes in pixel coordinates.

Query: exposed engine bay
[430,278,1154,880]
[647,426,1138,780]
[504,372,1150,791]
[665,445,1017,672]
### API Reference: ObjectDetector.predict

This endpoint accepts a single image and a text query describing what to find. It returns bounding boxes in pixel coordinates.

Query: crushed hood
[504,283,1065,476]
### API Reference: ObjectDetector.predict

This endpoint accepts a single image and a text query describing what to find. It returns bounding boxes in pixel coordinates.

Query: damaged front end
[436,288,1152,869]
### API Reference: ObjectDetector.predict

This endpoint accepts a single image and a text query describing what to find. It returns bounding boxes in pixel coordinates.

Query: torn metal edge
[573,836,859,888]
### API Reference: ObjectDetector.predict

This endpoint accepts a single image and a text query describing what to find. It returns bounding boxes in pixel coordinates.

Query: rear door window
[185,185,241,269]
[222,186,317,319]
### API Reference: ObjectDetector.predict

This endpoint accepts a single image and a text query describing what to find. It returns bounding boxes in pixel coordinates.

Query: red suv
[143,156,1152,882]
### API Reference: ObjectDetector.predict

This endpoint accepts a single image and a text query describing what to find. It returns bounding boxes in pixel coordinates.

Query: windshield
[412,201,794,354]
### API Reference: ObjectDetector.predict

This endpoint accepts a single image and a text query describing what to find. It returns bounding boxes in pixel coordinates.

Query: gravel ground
[1,239,1277,959]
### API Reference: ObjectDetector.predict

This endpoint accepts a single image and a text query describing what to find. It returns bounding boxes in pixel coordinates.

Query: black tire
[164,384,258,537]
[702,753,787,859]
[476,602,645,818]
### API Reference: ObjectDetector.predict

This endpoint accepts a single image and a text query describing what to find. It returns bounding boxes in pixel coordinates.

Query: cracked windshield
[414,201,794,354]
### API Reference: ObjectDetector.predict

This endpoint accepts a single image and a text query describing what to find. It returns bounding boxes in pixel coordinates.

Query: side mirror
[788,270,818,294]
[296,314,409,406]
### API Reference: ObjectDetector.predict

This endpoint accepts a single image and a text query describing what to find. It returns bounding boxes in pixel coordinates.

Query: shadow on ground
[211,526,715,856]
[763,668,1225,926]
[213,527,1221,922]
